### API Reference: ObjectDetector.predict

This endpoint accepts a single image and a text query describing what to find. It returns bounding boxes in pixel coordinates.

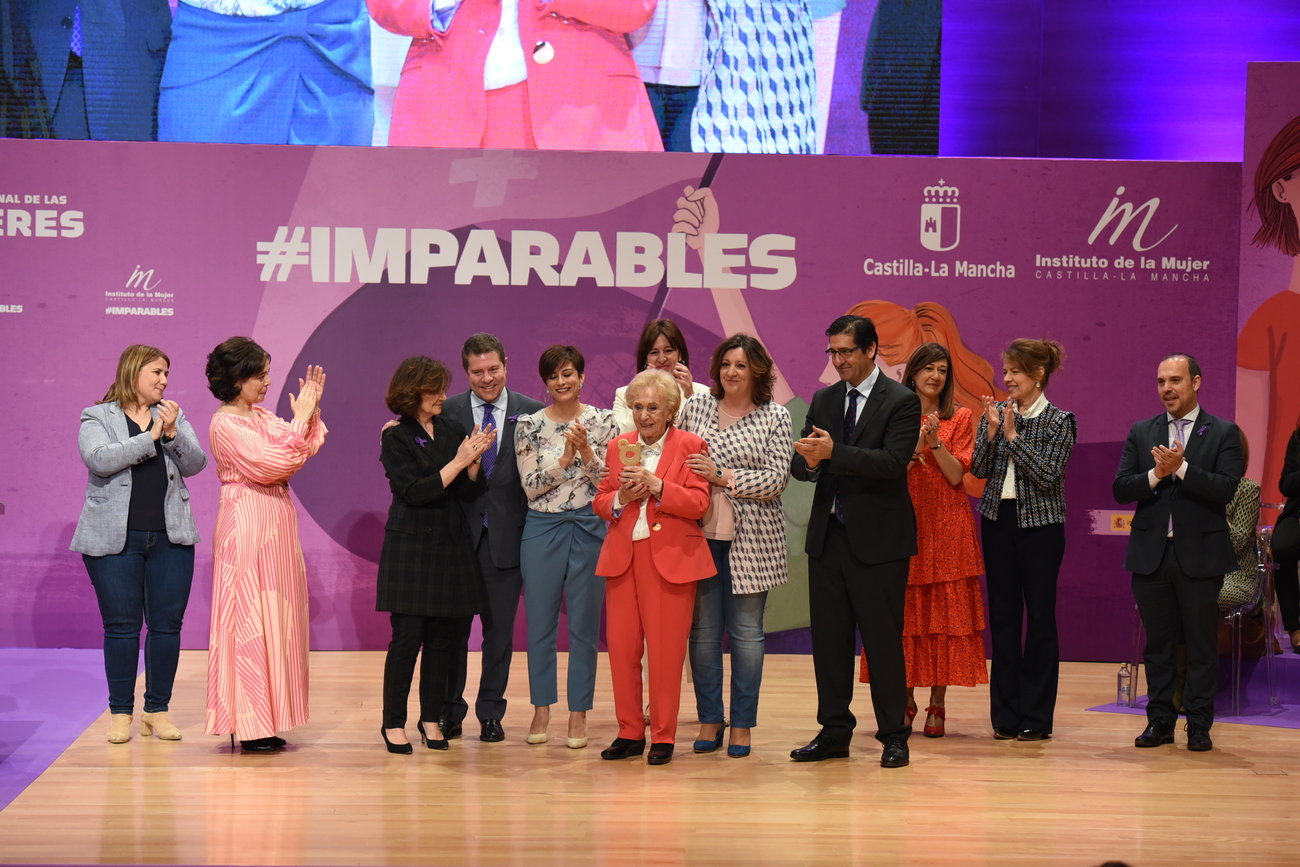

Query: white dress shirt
[432,0,528,90]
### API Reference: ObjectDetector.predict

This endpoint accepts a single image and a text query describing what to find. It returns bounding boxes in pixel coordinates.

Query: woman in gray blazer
[71,344,207,744]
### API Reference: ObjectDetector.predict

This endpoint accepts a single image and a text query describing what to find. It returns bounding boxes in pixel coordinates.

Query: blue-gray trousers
[520,506,606,710]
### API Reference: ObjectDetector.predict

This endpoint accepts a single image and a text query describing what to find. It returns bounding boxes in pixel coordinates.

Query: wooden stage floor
[2,651,1299,866]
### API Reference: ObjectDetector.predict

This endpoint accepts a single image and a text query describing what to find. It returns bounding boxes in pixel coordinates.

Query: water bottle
[1116,662,1132,706]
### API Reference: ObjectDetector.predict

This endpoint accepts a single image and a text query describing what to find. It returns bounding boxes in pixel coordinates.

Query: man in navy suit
[441,333,544,742]
[1114,354,1243,752]
[17,0,171,140]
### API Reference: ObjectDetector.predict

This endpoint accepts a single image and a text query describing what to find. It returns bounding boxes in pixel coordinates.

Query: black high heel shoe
[417,720,448,751]
[382,727,413,754]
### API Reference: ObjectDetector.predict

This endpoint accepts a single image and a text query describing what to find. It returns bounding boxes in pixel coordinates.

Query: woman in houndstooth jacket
[679,334,792,758]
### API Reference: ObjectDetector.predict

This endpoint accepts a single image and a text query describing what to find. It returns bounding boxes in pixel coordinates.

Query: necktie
[843,389,860,443]
[834,389,860,523]
[480,404,497,526]
[1167,417,1190,535]
[1172,417,1189,448]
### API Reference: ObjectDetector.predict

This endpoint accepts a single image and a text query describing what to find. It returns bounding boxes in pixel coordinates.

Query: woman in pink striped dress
[203,337,327,753]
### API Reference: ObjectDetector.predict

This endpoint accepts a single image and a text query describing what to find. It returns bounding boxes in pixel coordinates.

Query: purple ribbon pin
[1196,425,1207,437]
[415,437,428,447]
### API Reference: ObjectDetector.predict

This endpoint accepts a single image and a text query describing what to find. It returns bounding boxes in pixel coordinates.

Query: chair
[1126,524,1282,715]
[1223,524,1280,716]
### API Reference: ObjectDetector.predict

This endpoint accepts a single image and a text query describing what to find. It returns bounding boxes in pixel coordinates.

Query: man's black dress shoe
[880,735,909,768]
[439,718,463,740]
[1016,730,1049,741]
[1134,721,1175,748]
[1186,723,1213,752]
[600,737,647,759]
[992,727,1017,740]
[480,719,505,742]
[790,732,850,762]
[647,743,674,765]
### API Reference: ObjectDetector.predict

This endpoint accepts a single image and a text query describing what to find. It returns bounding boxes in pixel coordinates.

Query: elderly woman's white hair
[624,369,681,419]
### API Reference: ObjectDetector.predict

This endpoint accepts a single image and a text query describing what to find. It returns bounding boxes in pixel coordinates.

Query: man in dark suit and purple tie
[1114,354,1243,752]
[790,314,921,768]
[442,333,544,743]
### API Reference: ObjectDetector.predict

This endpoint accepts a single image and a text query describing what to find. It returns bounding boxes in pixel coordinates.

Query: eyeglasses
[824,347,862,359]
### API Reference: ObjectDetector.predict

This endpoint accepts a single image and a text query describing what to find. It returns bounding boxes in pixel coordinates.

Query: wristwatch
[715,468,725,478]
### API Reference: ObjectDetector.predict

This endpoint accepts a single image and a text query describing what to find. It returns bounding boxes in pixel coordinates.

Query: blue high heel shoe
[693,720,727,753]
[727,744,751,758]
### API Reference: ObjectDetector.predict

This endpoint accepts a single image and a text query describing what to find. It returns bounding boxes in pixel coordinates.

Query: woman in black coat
[378,356,496,752]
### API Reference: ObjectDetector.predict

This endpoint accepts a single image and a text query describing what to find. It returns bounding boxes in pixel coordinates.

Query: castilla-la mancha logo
[920,180,960,252]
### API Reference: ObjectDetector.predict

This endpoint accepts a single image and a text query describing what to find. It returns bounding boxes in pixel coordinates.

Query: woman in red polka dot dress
[860,342,987,737]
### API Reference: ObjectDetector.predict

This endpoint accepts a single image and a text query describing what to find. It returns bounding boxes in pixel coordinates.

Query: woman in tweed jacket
[971,338,1075,743]
[679,334,792,758]
[377,356,494,753]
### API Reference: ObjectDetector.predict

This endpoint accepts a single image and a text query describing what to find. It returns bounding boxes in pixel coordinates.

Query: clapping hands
[289,365,326,421]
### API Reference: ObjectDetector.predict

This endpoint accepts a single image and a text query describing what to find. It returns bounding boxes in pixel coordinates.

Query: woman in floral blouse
[515,345,619,748]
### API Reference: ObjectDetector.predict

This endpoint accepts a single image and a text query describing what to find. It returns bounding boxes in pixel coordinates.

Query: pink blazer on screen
[593,426,715,584]
[369,0,664,151]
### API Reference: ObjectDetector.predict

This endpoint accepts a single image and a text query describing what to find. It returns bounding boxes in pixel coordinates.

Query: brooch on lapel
[1197,425,1207,437]
[507,414,521,424]
[415,437,428,448]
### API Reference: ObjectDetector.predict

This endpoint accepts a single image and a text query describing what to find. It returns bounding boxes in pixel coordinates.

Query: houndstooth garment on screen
[691,0,818,155]
[680,393,793,594]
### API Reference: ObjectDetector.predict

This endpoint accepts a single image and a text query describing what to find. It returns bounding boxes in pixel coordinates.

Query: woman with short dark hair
[204,336,327,753]
[73,345,207,743]
[514,345,618,748]
[377,355,496,752]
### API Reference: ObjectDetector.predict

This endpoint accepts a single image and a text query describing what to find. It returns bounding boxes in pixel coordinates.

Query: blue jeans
[83,531,195,715]
[689,539,768,728]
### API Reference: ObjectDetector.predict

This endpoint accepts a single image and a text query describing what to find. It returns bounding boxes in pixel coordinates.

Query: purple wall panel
[0,140,1240,663]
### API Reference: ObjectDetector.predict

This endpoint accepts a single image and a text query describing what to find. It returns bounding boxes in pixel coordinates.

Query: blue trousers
[519,507,606,710]
[689,539,768,728]
[83,530,195,715]
[159,0,374,146]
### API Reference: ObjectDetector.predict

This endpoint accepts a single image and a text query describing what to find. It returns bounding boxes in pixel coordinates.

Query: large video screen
[0,0,940,155]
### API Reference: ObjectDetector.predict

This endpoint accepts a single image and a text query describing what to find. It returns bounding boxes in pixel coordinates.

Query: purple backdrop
[0,139,1239,661]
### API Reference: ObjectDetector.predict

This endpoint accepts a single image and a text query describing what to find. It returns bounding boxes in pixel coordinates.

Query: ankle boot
[108,714,132,744]
[141,711,182,740]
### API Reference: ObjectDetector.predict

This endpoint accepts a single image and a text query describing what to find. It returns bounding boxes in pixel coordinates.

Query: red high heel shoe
[904,702,918,727]
[923,706,946,738]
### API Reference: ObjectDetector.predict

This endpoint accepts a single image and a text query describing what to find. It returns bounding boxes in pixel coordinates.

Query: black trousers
[982,501,1066,734]
[808,520,911,744]
[1270,514,1300,634]
[445,527,523,723]
[1132,540,1223,729]
[383,613,473,729]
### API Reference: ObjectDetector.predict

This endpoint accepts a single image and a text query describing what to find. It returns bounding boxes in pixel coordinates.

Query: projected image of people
[369,0,662,150]
[692,0,818,154]
[159,0,374,146]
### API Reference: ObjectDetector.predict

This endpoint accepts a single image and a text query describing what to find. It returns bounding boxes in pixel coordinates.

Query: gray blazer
[70,401,208,556]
